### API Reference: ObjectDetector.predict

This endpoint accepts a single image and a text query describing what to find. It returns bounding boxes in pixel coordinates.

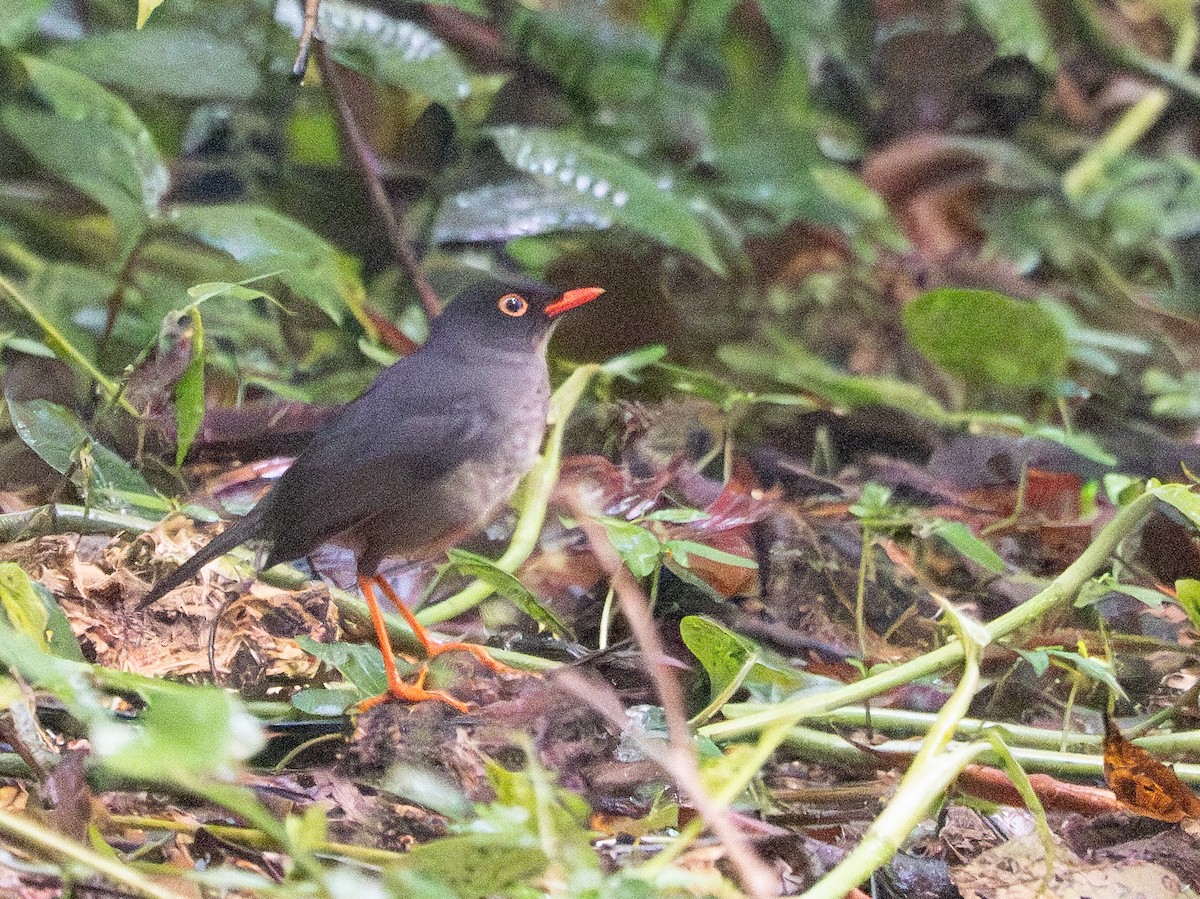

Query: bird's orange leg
[355,575,468,712]
[373,576,518,676]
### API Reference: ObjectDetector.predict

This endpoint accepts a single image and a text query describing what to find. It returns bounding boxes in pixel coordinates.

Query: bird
[139,277,605,711]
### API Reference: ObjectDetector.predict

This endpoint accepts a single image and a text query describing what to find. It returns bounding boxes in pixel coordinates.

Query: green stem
[801,617,985,899]
[0,274,139,417]
[0,504,161,541]
[700,491,1157,743]
[1063,5,1199,199]
[0,808,193,899]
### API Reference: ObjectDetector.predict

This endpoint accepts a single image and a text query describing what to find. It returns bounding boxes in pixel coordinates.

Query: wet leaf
[491,126,725,273]
[446,548,575,639]
[319,0,470,106]
[903,288,1069,389]
[434,179,614,244]
[291,687,359,717]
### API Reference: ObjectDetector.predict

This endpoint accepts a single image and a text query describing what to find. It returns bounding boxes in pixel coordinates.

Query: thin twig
[565,495,779,899]
[292,0,321,78]
[313,42,442,320]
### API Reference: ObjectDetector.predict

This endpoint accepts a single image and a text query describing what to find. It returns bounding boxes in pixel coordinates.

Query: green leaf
[645,508,710,524]
[319,0,470,106]
[446,549,575,640]
[389,833,548,899]
[928,521,1006,574]
[0,562,49,650]
[47,28,260,99]
[1,56,168,252]
[1175,578,1200,631]
[136,0,166,28]
[597,518,662,578]
[665,540,758,570]
[96,681,265,780]
[601,344,668,380]
[169,204,367,326]
[490,127,725,274]
[290,686,360,717]
[6,397,162,512]
[295,636,393,697]
[1148,482,1200,531]
[434,179,615,245]
[903,289,1069,389]
[965,0,1058,71]
[0,0,52,46]
[173,313,205,466]
[679,616,807,703]
[1043,649,1127,700]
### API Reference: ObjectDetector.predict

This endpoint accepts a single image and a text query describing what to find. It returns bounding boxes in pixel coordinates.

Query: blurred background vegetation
[2,0,1199,483]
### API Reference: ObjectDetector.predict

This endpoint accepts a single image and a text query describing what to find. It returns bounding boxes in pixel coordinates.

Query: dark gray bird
[140,278,604,709]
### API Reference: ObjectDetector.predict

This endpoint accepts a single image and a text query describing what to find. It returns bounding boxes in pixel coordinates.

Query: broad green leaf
[1175,578,1200,631]
[0,562,48,650]
[434,179,615,245]
[491,127,725,274]
[0,0,52,46]
[718,333,951,421]
[290,686,360,717]
[928,521,1006,574]
[318,0,470,106]
[446,548,574,639]
[679,616,807,703]
[597,518,662,578]
[169,204,367,326]
[965,0,1058,71]
[1149,482,1200,530]
[1143,369,1200,420]
[903,289,1069,389]
[1,56,168,252]
[389,833,548,899]
[6,397,161,512]
[48,28,259,99]
[95,681,265,780]
[296,636,392,697]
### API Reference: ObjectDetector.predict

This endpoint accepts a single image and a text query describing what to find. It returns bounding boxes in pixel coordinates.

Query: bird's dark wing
[262,384,500,561]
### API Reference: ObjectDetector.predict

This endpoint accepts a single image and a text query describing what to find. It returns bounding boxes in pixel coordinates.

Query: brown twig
[313,42,442,321]
[292,0,321,79]
[565,495,779,899]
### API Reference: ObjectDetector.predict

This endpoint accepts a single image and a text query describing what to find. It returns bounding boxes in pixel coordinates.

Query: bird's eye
[498,293,528,317]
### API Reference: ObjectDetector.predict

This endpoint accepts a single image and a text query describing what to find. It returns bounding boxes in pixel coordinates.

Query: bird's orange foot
[425,639,520,676]
[356,664,470,713]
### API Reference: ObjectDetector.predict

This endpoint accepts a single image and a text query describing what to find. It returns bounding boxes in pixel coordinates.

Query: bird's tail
[137,503,270,610]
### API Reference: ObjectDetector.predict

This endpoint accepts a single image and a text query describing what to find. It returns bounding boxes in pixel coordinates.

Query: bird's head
[430,278,605,354]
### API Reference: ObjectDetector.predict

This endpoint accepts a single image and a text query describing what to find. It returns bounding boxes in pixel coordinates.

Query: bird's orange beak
[545,286,604,317]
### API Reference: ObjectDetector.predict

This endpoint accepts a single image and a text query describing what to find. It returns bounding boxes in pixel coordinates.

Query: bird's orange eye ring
[498,293,528,317]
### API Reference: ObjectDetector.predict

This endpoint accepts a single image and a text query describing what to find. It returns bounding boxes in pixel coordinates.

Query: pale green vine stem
[801,612,987,899]
[0,808,193,899]
[700,490,1158,743]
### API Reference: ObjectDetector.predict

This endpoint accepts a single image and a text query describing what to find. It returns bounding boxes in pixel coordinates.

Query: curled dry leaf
[1103,712,1200,824]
